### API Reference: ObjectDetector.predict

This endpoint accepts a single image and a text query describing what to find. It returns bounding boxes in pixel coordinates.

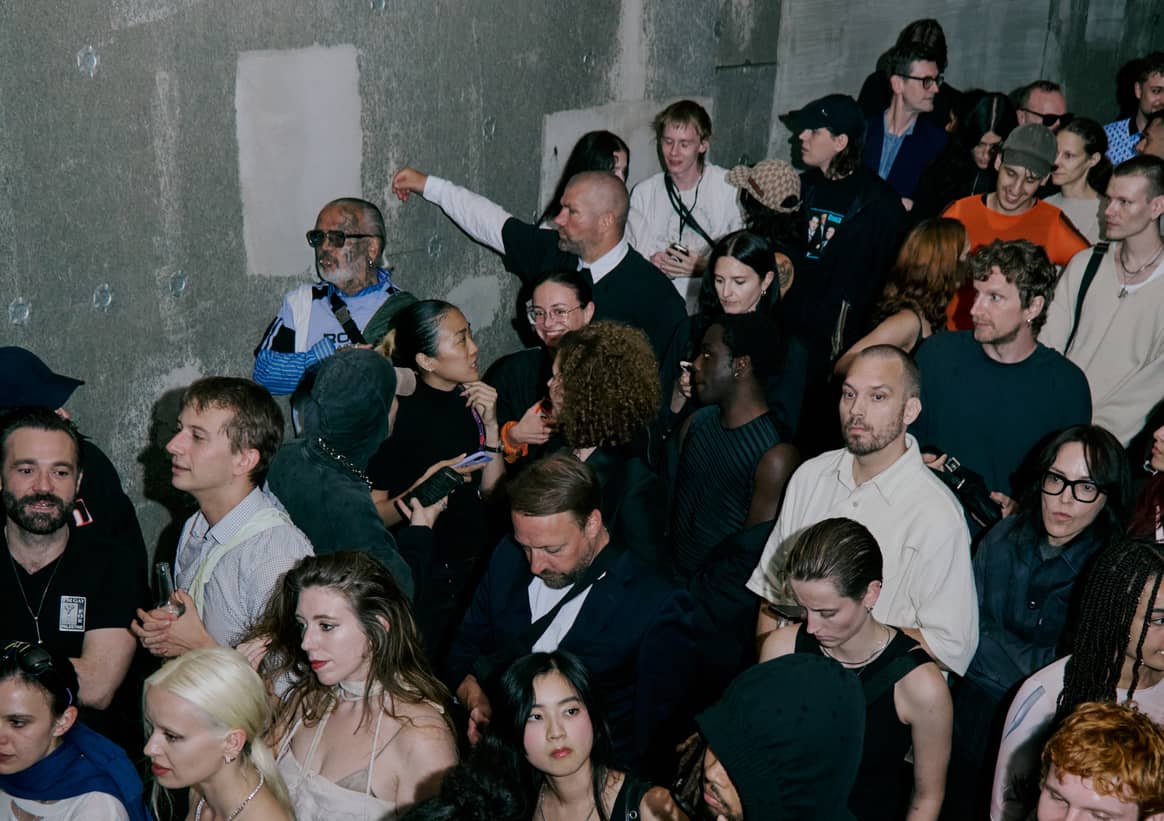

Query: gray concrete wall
[0,0,1153,551]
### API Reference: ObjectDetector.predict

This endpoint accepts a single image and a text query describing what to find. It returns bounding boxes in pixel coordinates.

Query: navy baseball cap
[784,94,866,142]
[0,347,85,409]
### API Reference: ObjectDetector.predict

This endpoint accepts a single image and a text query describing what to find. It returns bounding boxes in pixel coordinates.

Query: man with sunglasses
[1013,80,1070,133]
[253,197,407,395]
[862,43,948,208]
[0,407,146,747]
[1105,52,1164,165]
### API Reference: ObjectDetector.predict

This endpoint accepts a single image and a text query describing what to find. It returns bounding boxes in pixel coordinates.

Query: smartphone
[668,242,688,256]
[404,467,463,508]
[452,451,493,469]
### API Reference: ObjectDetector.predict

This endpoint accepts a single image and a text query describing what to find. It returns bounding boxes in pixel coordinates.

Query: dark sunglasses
[0,641,73,705]
[1020,108,1074,129]
[305,230,380,249]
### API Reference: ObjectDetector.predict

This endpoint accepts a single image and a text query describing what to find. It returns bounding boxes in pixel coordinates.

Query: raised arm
[391,166,511,254]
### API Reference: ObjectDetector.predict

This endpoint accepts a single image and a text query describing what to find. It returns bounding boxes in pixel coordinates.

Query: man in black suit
[391,166,685,363]
[446,452,696,775]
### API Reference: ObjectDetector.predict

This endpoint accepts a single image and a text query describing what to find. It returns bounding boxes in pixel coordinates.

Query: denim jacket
[965,515,1105,698]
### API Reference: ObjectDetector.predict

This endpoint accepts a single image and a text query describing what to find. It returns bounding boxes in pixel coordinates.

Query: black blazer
[446,537,697,774]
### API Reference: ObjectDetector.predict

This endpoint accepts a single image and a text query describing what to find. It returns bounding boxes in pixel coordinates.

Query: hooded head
[297,349,395,468]
[696,655,865,820]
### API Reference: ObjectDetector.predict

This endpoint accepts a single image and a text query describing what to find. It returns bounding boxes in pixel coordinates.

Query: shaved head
[851,344,921,398]
[566,171,629,234]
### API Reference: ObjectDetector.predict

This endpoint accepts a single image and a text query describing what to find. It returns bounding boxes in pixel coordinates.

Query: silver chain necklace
[7,549,65,644]
[538,784,598,821]
[194,769,264,821]
[820,623,892,670]
[1118,242,1164,298]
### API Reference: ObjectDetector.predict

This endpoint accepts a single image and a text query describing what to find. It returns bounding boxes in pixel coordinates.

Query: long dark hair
[244,552,455,737]
[539,131,630,225]
[1129,399,1164,539]
[1057,540,1164,719]
[496,652,616,821]
[697,230,782,323]
[953,91,1018,161]
[1015,425,1132,545]
[1059,118,1112,194]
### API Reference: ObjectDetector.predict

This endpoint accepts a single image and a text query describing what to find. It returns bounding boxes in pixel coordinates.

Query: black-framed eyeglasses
[527,305,583,326]
[1019,108,1073,129]
[1040,471,1104,503]
[900,73,944,90]
[305,230,380,249]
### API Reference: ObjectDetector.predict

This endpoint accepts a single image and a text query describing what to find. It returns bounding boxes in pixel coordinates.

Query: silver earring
[224,755,236,764]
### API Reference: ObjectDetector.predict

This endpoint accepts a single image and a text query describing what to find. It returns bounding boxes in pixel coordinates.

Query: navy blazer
[446,536,697,773]
[862,112,948,199]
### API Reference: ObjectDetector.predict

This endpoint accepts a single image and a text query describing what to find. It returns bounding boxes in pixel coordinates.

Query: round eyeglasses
[527,305,583,326]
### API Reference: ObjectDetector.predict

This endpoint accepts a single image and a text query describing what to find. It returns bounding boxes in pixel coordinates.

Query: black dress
[795,626,926,821]
[367,378,497,664]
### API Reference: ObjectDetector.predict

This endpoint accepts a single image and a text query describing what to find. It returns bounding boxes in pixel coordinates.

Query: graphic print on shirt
[805,208,844,260]
[59,596,87,632]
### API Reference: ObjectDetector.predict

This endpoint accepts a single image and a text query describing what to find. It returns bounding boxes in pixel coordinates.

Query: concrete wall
[0,0,1154,552]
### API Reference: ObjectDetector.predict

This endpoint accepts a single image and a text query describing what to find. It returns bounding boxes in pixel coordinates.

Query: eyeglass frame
[1040,470,1105,503]
[898,73,944,90]
[526,304,584,326]
[305,230,382,249]
[0,641,74,706]
[1018,108,1074,129]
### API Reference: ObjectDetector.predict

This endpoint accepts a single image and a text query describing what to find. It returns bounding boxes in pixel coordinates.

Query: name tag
[59,596,87,632]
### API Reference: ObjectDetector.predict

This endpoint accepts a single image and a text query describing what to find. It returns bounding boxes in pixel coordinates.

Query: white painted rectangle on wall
[236,44,362,277]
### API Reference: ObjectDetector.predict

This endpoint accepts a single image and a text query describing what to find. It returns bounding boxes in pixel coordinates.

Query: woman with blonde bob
[143,646,293,820]
[835,217,967,374]
[247,551,458,820]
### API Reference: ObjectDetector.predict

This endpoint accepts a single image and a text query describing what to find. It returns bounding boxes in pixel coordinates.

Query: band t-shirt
[0,526,147,659]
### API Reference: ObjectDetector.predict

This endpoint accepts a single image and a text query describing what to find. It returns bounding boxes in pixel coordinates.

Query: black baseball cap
[784,94,866,142]
[0,347,85,409]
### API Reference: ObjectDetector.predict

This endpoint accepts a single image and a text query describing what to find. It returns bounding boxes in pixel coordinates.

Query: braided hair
[1057,539,1164,720]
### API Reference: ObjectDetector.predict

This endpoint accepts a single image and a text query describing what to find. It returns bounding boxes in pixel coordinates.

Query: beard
[842,416,905,456]
[973,320,1022,347]
[537,540,598,590]
[2,490,73,535]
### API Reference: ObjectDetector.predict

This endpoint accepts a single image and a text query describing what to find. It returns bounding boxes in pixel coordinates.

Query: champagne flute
[154,562,186,617]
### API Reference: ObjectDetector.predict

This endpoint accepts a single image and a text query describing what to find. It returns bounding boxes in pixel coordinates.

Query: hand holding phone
[404,467,464,508]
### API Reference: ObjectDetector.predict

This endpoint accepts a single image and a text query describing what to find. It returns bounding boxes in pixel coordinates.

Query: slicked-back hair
[181,377,283,485]
[887,43,941,80]
[324,197,386,247]
[1012,80,1063,109]
[968,239,1058,335]
[539,131,630,226]
[893,18,948,71]
[1060,118,1112,194]
[0,406,81,469]
[784,517,884,601]
[508,451,601,529]
[1057,540,1164,719]
[1113,153,1164,200]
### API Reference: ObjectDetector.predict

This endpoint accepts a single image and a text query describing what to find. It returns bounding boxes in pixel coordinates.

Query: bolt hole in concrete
[92,284,114,311]
[169,270,188,297]
[76,45,98,77]
[8,298,30,325]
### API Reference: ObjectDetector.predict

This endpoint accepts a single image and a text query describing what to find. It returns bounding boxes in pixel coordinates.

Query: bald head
[566,171,629,235]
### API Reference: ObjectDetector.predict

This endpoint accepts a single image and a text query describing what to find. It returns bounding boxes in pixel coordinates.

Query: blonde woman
[144,646,293,820]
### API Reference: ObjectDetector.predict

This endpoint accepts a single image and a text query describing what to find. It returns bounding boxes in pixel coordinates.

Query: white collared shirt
[527,573,601,653]
[746,435,978,674]
[580,238,629,285]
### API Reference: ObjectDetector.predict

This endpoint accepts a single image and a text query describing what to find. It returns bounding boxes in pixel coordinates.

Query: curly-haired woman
[546,320,665,566]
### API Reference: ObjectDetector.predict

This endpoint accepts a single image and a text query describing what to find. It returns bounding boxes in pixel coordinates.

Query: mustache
[18,493,65,508]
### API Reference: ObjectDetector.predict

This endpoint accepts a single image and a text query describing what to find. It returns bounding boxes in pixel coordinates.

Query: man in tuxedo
[446,452,696,775]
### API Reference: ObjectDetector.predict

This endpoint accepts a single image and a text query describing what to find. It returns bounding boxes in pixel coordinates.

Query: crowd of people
[3,16,1164,821]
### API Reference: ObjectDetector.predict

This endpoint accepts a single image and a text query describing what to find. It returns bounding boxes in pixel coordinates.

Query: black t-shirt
[0,525,148,657]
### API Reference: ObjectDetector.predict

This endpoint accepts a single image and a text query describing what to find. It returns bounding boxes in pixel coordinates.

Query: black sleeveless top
[795,625,926,821]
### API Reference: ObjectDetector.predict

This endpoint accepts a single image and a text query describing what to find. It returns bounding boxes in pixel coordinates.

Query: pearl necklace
[193,769,264,821]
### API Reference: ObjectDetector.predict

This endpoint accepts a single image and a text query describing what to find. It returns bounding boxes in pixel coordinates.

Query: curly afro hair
[554,321,660,449]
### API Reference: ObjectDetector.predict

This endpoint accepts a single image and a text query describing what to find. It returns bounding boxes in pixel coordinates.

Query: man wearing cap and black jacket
[0,347,145,557]
[781,94,907,451]
[692,654,866,820]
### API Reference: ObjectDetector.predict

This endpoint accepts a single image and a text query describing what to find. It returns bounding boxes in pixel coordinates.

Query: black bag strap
[471,545,619,685]
[1064,241,1109,354]
[860,647,926,706]
[664,174,715,249]
[328,291,367,346]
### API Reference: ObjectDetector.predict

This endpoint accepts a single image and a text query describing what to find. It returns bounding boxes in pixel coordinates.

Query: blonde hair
[144,647,294,816]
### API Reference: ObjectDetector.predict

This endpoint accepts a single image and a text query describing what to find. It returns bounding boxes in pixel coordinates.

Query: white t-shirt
[627,164,744,310]
[0,789,130,820]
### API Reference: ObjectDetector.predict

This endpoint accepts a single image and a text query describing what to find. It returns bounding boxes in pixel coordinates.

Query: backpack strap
[1064,241,1109,354]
